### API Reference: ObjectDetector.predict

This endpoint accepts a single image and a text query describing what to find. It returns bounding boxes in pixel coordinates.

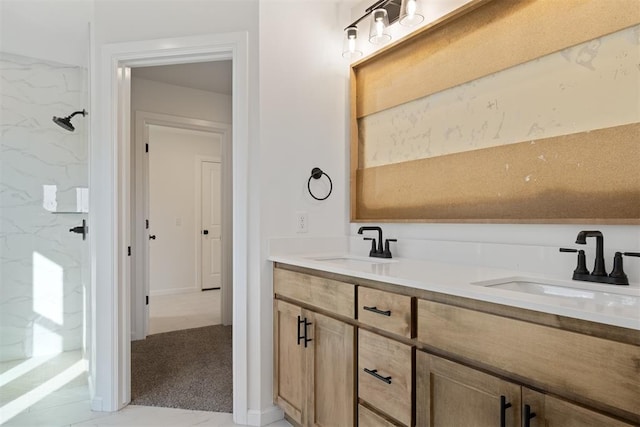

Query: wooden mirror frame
[350,0,640,224]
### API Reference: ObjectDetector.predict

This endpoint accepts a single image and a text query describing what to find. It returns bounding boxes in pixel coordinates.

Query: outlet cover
[296,211,308,233]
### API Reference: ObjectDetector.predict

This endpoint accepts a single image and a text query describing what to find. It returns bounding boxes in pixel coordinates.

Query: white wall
[0,0,93,67]
[259,0,352,416]
[91,0,261,416]
[131,77,232,123]
[148,125,220,295]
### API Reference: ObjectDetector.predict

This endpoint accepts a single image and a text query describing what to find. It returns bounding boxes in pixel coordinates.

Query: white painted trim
[93,33,250,424]
[118,65,132,407]
[247,406,285,426]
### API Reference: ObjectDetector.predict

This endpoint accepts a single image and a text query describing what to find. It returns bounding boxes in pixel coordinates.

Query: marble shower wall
[360,25,640,168]
[0,52,88,362]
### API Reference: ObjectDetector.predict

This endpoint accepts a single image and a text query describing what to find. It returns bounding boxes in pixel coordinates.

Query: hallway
[149,289,221,335]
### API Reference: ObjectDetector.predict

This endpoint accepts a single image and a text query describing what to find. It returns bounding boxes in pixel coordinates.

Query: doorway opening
[128,62,233,412]
[94,33,252,423]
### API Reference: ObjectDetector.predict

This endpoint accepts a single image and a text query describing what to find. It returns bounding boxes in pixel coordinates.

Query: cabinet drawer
[359,329,413,426]
[358,287,412,338]
[274,268,355,318]
[417,299,640,421]
[359,405,399,427]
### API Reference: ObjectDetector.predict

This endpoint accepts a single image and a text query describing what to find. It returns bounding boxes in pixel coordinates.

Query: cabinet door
[522,389,634,427]
[274,299,305,425]
[359,329,413,426]
[416,352,520,427]
[306,310,355,427]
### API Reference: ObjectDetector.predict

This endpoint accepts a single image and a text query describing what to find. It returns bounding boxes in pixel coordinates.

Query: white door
[201,161,222,290]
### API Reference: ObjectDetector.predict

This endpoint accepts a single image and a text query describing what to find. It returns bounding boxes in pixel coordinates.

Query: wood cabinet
[417,299,640,422]
[359,404,400,427]
[274,299,305,424]
[306,310,355,427]
[417,352,634,427]
[273,280,355,427]
[521,389,634,427]
[416,351,520,427]
[273,263,639,426]
[358,287,413,338]
[358,329,413,426]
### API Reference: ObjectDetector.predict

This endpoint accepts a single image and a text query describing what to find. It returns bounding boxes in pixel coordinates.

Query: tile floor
[1,290,291,426]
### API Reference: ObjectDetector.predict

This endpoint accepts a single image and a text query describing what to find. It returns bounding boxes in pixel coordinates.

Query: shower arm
[66,110,87,120]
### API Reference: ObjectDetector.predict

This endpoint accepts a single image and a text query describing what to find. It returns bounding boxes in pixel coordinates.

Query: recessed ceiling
[132,61,232,95]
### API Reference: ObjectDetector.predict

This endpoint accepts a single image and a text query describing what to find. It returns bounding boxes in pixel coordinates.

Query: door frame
[132,114,232,341]
[92,32,251,423]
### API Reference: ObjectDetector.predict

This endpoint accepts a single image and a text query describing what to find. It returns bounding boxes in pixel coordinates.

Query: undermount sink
[473,277,640,308]
[308,255,397,265]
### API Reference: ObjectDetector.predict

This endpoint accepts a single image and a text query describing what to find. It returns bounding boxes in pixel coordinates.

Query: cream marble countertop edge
[269,253,640,331]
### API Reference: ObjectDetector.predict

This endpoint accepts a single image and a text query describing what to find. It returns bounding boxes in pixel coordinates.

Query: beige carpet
[131,325,232,412]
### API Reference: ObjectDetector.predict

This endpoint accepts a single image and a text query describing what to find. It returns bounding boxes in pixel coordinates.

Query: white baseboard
[90,397,103,411]
[246,405,285,426]
[149,287,198,297]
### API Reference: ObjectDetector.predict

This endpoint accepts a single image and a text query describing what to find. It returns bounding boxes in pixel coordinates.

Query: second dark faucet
[357,226,396,258]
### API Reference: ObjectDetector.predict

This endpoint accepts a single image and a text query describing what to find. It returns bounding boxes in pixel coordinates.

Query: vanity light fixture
[342,26,363,59]
[399,0,424,26]
[369,8,391,44]
[342,0,423,57]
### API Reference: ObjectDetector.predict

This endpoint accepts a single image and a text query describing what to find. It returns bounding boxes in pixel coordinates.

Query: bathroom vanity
[270,255,640,427]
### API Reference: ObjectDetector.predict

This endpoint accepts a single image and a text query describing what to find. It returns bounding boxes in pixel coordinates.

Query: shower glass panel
[0,50,90,421]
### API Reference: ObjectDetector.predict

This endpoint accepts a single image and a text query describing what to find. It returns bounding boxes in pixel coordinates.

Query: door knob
[203,230,209,235]
[149,235,156,240]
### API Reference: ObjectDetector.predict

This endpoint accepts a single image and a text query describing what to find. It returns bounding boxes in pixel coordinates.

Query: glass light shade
[399,0,424,26]
[342,26,363,59]
[369,8,391,45]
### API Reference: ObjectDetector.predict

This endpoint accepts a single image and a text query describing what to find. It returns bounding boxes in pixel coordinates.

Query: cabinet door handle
[303,319,313,348]
[363,368,392,384]
[523,404,536,427]
[500,395,512,427]
[297,316,305,346]
[363,306,391,316]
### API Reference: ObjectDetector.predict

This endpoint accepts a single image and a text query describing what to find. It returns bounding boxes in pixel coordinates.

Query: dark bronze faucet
[357,226,396,258]
[575,230,606,276]
[560,230,640,286]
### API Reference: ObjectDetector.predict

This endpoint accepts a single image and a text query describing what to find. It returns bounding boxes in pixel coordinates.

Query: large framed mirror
[351,0,640,223]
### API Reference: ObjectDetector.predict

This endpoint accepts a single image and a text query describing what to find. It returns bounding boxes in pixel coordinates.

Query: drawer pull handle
[523,404,536,427]
[303,319,313,348]
[297,316,305,346]
[500,395,512,427]
[363,368,392,384]
[363,306,391,316]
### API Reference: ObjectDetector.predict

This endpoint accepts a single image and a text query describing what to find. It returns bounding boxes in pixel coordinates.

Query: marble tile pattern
[0,52,88,362]
[360,25,640,168]
[1,350,292,427]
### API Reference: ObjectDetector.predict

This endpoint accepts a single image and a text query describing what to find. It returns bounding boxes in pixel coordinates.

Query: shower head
[52,109,87,132]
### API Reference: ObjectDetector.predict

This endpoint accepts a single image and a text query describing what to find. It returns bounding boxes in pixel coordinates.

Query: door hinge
[145,219,149,229]
[127,246,131,256]
[145,143,149,153]
[146,295,149,305]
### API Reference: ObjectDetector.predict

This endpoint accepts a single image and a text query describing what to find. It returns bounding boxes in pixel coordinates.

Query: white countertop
[269,253,640,331]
